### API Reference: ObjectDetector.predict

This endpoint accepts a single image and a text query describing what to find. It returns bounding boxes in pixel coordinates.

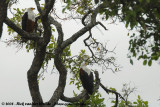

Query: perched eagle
[80,62,94,95]
[22,7,35,32]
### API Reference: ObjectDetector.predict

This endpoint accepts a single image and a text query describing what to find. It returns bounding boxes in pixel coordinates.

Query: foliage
[84,92,105,107]
[111,95,148,107]
[110,83,148,107]
[7,8,25,42]
[121,0,160,66]
[67,91,105,107]
[63,0,160,66]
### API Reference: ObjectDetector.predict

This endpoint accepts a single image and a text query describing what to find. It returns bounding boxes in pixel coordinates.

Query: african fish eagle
[80,62,94,95]
[22,7,35,32]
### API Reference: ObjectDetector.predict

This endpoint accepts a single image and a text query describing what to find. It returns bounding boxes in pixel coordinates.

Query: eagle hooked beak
[31,8,35,10]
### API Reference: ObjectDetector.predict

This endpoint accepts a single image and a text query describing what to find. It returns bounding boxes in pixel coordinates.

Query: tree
[0,0,8,37]
[1,0,157,107]
[119,0,160,66]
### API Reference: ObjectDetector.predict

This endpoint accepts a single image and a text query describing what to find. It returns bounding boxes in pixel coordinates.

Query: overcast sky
[0,0,160,107]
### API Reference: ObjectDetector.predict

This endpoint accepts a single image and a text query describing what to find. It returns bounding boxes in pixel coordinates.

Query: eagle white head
[27,7,35,22]
[27,7,35,12]
[80,62,91,75]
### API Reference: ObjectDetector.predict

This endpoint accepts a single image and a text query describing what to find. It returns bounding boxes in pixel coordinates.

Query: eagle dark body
[80,68,94,95]
[22,12,35,33]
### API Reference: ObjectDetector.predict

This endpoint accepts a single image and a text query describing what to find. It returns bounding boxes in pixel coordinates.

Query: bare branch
[97,21,108,30]
[115,94,119,107]
[83,30,98,63]
[61,22,99,49]
[48,16,64,45]
[100,82,126,106]
[34,0,42,14]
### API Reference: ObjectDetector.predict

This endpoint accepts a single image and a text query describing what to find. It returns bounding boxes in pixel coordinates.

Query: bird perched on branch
[22,7,35,33]
[79,62,94,95]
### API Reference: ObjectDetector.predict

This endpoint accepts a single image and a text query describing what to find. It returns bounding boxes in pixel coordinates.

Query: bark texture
[0,0,8,38]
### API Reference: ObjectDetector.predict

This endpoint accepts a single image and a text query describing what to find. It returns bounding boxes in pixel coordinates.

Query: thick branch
[46,43,67,106]
[48,16,64,45]
[82,10,93,26]
[61,91,87,103]
[35,0,55,17]
[4,17,41,41]
[43,16,66,106]
[34,0,42,14]
[44,0,55,16]
[61,22,99,49]
[41,17,51,45]
[35,16,41,34]
[90,3,106,23]
[0,0,8,38]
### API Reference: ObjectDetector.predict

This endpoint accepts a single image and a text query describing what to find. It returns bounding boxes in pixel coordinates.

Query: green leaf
[143,54,147,59]
[62,8,66,13]
[143,60,147,65]
[48,43,53,48]
[109,87,116,91]
[94,0,99,4]
[69,81,74,85]
[115,68,118,71]
[151,55,158,60]
[148,60,152,66]
[146,0,150,3]
[133,101,137,104]
[138,56,142,60]
[125,21,129,28]
[130,59,133,65]
[111,100,116,103]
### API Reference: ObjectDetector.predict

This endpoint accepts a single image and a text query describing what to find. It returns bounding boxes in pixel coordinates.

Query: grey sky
[0,0,160,107]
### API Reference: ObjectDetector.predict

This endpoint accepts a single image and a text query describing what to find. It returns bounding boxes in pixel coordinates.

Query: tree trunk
[0,0,8,38]
[27,45,46,107]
